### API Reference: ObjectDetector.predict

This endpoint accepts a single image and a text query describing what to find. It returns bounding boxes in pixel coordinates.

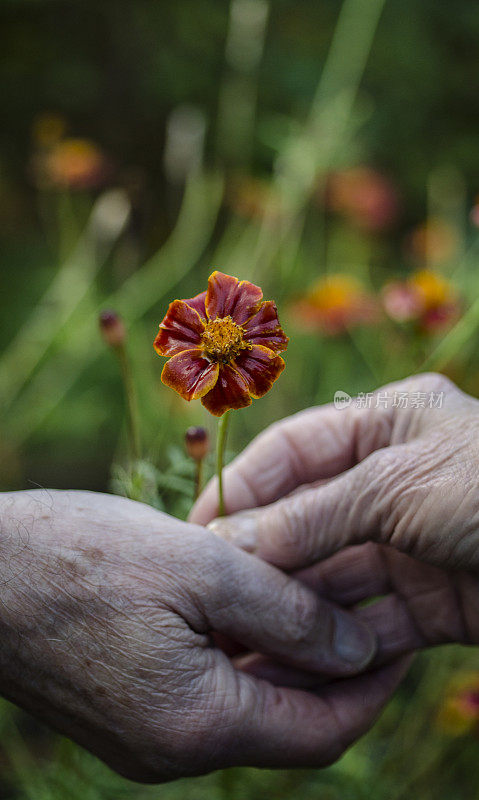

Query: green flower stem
[194,458,204,501]
[216,410,231,516]
[116,343,141,464]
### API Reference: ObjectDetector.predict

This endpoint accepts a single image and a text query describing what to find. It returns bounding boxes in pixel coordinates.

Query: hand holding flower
[193,373,479,673]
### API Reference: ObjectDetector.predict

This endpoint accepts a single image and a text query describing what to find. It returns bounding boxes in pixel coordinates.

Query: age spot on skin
[85,547,104,563]
[62,557,88,579]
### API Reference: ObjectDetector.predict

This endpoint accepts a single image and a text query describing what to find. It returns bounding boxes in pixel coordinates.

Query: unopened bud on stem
[185,426,210,462]
[99,310,126,348]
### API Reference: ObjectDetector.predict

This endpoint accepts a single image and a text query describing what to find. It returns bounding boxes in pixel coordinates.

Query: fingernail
[333,612,377,669]
[207,512,258,553]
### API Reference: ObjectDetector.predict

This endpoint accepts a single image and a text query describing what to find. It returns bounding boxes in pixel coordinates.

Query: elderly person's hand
[192,373,479,674]
[0,489,409,784]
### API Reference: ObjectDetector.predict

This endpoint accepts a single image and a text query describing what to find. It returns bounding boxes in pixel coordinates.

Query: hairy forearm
[0,491,95,715]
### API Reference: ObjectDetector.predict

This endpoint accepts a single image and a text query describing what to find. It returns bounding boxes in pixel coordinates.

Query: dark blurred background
[2,3,479,799]
[4,0,479,492]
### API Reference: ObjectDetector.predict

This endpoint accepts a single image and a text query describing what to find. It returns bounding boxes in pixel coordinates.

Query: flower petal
[183,290,207,321]
[161,349,219,401]
[206,271,263,324]
[242,300,289,352]
[154,300,205,357]
[233,345,285,399]
[201,365,252,416]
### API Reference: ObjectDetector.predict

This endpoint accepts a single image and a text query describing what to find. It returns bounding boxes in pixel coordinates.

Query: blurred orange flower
[326,167,398,232]
[293,274,377,335]
[227,175,283,221]
[154,271,288,416]
[33,138,110,191]
[383,269,459,332]
[437,673,479,736]
[407,219,458,265]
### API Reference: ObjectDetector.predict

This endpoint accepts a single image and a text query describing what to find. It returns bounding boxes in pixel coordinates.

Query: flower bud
[185,426,209,461]
[99,310,126,348]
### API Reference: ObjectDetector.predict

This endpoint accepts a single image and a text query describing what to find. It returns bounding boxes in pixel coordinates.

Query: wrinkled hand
[192,373,479,670]
[0,489,407,783]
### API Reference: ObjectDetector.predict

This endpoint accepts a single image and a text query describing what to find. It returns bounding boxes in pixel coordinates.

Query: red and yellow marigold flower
[154,271,288,416]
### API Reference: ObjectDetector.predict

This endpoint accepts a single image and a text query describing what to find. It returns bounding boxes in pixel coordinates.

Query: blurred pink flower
[382,281,422,322]
[326,167,398,232]
[382,269,460,332]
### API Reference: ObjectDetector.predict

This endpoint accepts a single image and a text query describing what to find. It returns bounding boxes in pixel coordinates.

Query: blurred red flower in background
[326,167,398,232]
[154,271,288,416]
[437,673,479,737]
[32,137,111,191]
[292,274,378,336]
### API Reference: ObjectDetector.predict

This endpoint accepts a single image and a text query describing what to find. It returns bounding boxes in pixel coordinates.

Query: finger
[233,571,469,689]
[232,592,421,688]
[189,400,389,524]
[189,373,452,525]
[192,534,377,676]
[298,544,469,646]
[296,543,391,605]
[227,544,468,690]
[206,438,431,569]
[212,656,412,769]
[234,652,324,688]
[212,543,389,663]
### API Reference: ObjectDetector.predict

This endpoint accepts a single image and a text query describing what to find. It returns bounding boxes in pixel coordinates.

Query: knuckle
[419,371,455,393]
[362,445,432,546]
[353,447,401,501]
[263,497,316,567]
[351,446,414,542]
[392,371,455,396]
[193,530,233,599]
[280,581,320,645]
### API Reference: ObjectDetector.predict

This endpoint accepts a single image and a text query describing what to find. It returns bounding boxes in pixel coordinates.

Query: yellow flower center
[202,316,251,363]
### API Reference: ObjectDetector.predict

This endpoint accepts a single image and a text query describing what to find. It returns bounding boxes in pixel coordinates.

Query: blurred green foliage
[2,0,479,797]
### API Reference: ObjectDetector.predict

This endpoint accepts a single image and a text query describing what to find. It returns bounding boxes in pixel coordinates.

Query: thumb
[207,443,421,570]
[193,534,377,675]
[210,656,412,770]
